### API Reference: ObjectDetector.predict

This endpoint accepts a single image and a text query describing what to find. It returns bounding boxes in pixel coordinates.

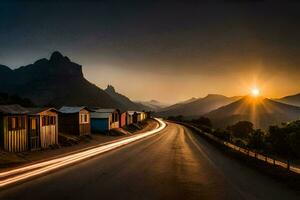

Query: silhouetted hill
[0,93,35,107]
[275,93,300,107]
[0,51,131,109]
[205,96,300,129]
[158,94,240,117]
[105,85,151,111]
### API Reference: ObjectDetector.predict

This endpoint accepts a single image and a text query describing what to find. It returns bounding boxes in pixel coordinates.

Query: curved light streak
[0,118,166,188]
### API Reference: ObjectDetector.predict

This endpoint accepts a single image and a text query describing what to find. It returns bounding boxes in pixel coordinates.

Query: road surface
[0,122,298,200]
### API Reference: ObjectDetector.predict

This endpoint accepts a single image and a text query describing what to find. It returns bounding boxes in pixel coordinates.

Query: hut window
[80,114,89,124]
[8,116,25,130]
[9,117,16,130]
[42,116,46,126]
[31,118,37,130]
[42,116,51,126]
[50,116,56,125]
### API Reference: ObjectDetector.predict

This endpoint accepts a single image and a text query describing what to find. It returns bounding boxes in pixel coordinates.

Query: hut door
[29,116,40,150]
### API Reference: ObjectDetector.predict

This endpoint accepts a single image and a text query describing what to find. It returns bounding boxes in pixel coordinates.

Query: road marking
[0,118,166,188]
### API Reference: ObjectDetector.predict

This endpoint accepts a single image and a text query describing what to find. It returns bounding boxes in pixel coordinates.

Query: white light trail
[0,118,166,188]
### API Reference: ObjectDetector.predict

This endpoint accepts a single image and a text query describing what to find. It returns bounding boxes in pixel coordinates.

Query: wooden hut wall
[133,113,138,123]
[120,112,127,127]
[110,111,119,129]
[58,113,80,135]
[79,109,91,136]
[39,110,58,148]
[127,114,133,125]
[140,112,146,121]
[2,115,28,152]
[28,115,40,150]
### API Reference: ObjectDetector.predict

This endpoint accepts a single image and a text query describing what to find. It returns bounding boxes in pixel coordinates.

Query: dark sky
[1,0,300,103]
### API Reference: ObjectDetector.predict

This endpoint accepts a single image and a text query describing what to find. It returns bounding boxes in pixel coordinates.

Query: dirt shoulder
[0,118,158,170]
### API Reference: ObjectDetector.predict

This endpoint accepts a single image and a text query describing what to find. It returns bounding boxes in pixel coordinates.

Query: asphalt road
[0,122,298,200]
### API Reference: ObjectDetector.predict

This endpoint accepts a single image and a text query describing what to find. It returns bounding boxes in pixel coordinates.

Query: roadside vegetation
[169,116,300,190]
[168,116,300,164]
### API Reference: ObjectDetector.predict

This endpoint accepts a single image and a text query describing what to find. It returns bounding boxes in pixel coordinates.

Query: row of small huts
[0,105,149,152]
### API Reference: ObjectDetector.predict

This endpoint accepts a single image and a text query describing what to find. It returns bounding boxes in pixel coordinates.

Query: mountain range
[157,93,300,129]
[136,100,170,111]
[275,93,300,107]
[205,96,300,129]
[2,51,300,128]
[157,94,241,118]
[0,51,148,111]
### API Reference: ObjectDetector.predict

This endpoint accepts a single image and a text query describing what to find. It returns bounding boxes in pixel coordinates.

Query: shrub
[227,121,254,139]
[248,129,266,151]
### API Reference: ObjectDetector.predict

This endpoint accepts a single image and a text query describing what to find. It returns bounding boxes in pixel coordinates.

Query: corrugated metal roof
[93,108,116,113]
[27,107,59,114]
[0,104,29,115]
[91,112,111,118]
[59,106,89,114]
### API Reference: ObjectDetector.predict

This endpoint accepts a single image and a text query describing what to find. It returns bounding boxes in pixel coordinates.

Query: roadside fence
[175,121,300,174]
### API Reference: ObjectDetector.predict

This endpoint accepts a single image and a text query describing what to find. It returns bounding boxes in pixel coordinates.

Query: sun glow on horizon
[251,87,260,97]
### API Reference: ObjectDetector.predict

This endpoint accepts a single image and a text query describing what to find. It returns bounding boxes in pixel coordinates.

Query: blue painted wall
[91,118,109,133]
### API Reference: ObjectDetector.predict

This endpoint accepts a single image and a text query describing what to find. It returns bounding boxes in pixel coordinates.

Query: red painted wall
[120,112,127,127]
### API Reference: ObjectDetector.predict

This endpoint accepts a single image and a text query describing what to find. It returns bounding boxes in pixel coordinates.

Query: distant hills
[205,96,300,129]
[157,94,300,129]
[136,100,170,111]
[0,51,147,111]
[157,94,241,118]
[275,93,300,107]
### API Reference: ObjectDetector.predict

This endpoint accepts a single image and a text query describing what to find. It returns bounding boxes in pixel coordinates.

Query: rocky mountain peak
[50,51,64,61]
[105,85,116,93]
[150,100,159,103]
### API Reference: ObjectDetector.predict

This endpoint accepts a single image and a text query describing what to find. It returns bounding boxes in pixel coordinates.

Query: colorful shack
[129,111,146,124]
[128,111,137,124]
[139,111,147,121]
[120,111,128,127]
[59,106,91,136]
[0,105,29,152]
[28,108,59,150]
[91,109,120,133]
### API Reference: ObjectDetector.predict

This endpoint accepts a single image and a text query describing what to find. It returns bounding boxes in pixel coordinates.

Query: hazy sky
[1,0,300,104]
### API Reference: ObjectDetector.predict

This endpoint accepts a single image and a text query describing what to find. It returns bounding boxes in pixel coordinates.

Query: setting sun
[251,88,260,97]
